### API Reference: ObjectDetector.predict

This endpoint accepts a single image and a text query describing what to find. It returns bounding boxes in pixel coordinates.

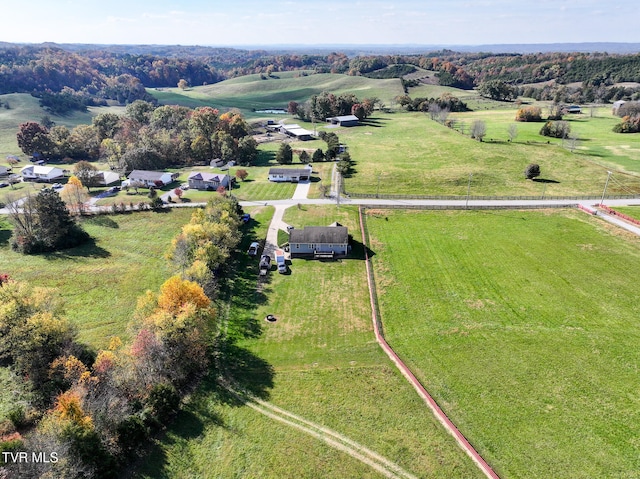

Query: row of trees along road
[16,101,259,174]
[1,195,246,478]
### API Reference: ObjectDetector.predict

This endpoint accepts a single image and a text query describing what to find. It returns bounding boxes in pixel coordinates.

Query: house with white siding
[268,165,312,183]
[187,171,230,190]
[124,170,177,188]
[20,165,65,182]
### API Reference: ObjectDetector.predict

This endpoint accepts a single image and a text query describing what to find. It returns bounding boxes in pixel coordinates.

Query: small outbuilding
[93,171,120,186]
[612,100,627,116]
[289,223,349,259]
[268,165,312,182]
[326,115,360,127]
[187,171,230,190]
[279,124,315,141]
[0,166,8,177]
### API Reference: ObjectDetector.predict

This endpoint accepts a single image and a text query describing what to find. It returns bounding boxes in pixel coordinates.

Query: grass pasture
[0,209,194,349]
[366,208,640,478]
[336,111,640,197]
[150,71,405,115]
[133,205,483,479]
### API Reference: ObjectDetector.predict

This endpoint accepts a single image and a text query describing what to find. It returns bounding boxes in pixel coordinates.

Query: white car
[247,242,259,256]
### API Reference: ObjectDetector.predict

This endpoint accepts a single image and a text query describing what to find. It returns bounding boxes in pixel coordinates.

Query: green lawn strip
[135,205,483,478]
[611,206,640,222]
[367,208,640,478]
[0,209,194,349]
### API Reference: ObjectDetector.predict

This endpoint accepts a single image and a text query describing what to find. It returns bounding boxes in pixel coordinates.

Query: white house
[268,165,312,182]
[124,170,177,188]
[20,165,65,182]
[187,171,230,190]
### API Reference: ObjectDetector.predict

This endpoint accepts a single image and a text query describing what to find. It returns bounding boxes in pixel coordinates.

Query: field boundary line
[358,206,501,479]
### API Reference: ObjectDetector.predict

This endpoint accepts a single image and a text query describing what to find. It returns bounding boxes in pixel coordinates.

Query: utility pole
[600,170,612,206]
[465,173,473,209]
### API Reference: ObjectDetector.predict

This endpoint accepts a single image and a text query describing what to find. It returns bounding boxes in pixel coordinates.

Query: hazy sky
[2,0,638,46]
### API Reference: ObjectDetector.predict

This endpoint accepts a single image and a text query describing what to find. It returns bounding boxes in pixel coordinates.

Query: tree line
[16,101,259,173]
[0,195,245,478]
[3,44,640,115]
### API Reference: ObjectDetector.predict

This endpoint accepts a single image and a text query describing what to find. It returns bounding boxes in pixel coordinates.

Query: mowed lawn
[366,208,640,478]
[133,205,483,479]
[0,209,194,349]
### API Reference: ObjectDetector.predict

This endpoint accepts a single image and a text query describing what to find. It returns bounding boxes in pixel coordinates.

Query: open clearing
[366,208,640,478]
[132,206,483,479]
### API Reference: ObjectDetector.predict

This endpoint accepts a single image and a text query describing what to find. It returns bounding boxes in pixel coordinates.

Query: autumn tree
[16,121,53,156]
[73,160,99,192]
[235,169,249,181]
[515,106,542,122]
[0,279,77,400]
[61,175,90,215]
[177,78,189,90]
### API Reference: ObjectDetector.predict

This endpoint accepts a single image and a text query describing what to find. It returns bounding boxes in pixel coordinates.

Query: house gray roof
[129,170,168,181]
[268,167,312,176]
[188,171,226,182]
[327,115,359,122]
[290,226,348,244]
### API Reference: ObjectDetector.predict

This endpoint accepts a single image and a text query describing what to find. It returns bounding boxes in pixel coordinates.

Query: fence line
[347,192,639,201]
[360,203,576,211]
[358,206,500,479]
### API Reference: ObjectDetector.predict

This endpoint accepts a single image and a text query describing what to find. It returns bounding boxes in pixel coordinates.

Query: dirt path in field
[229,386,418,479]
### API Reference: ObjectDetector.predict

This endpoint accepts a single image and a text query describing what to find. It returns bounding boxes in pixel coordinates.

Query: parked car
[259,255,271,276]
[247,242,259,256]
[0,182,9,188]
[275,249,287,274]
[51,183,63,190]
[241,213,250,223]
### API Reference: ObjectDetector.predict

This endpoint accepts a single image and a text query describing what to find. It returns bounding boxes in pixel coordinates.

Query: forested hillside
[1,43,640,115]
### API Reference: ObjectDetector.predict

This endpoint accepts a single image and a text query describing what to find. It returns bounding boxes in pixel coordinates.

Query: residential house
[268,165,312,182]
[187,171,230,190]
[289,222,349,259]
[326,115,360,127]
[20,165,65,182]
[125,170,177,188]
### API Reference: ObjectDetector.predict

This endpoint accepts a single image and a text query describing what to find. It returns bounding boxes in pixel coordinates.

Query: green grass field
[0,209,193,348]
[150,71,405,115]
[132,205,483,479]
[335,111,640,197]
[366,208,640,478]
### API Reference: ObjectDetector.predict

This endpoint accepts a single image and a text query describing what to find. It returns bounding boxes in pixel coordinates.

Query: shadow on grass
[43,237,111,260]
[255,150,276,167]
[0,227,11,247]
[349,238,375,260]
[533,178,561,184]
[83,215,120,228]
